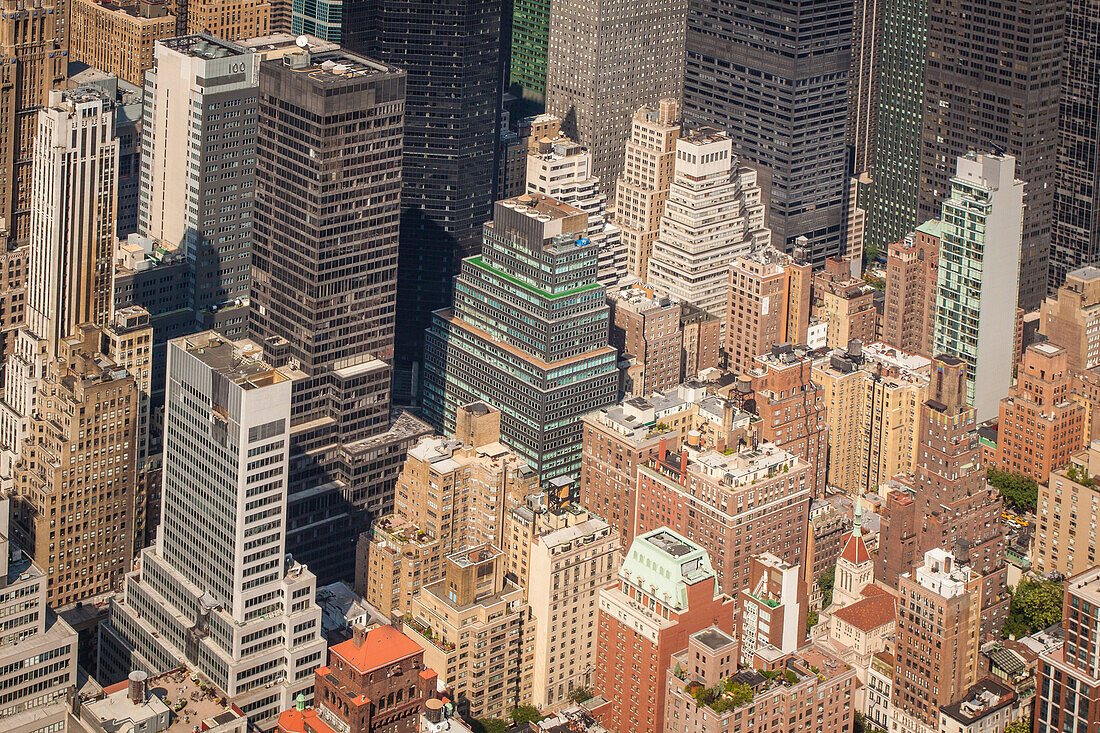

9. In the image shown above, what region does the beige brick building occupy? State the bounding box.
[883,221,940,357]
[1041,265,1100,373]
[812,257,878,351]
[186,0,269,39]
[615,100,681,280]
[1035,441,1100,577]
[359,402,537,619]
[403,546,533,719]
[609,284,682,397]
[69,0,176,87]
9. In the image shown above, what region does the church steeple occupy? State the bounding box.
[832,495,874,609]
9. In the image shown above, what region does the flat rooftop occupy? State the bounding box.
[645,530,695,558]
[162,34,248,59]
[500,193,585,221]
[693,627,736,652]
[272,48,400,85]
[91,668,243,733]
[178,332,287,389]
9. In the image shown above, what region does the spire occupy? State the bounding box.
[853,494,863,529]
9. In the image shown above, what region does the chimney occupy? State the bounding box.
[679,447,689,485]
[352,623,367,647]
[659,440,668,463]
[128,671,148,704]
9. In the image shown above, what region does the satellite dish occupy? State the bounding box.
[295,35,309,48]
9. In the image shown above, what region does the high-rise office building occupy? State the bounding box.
[932,153,1024,421]
[616,100,681,281]
[140,35,265,341]
[100,333,326,727]
[68,0,176,87]
[1050,0,1100,293]
[423,194,618,484]
[864,0,929,257]
[724,247,812,375]
[510,0,549,101]
[545,0,686,204]
[647,128,771,327]
[249,43,433,582]
[683,0,852,263]
[524,123,625,286]
[290,0,340,41]
[0,0,65,246]
[920,0,1061,310]
[345,0,506,400]
[0,498,79,733]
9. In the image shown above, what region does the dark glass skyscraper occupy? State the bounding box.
[250,44,431,582]
[1050,0,1100,291]
[682,0,852,266]
[346,0,507,401]
[510,0,548,100]
[918,0,1062,310]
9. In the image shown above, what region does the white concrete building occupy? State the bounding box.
[647,128,771,326]
[0,498,79,733]
[100,332,326,727]
[526,133,626,286]
[932,152,1024,420]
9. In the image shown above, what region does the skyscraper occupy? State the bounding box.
[616,100,681,281]
[250,43,431,581]
[920,0,1061,310]
[510,0,549,101]
[345,0,506,400]
[545,0,686,204]
[932,153,1024,421]
[140,35,264,341]
[423,194,618,484]
[647,128,771,328]
[1036,568,1100,733]
[1050,0,1100,292]
[0,0,65,245]
[683,0,852,263]
[101,333,326,727]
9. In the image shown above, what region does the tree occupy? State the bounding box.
[853,711,869,733]
[568,686,594,703]
[471,720,509,733]
[1003,719,1030,733]
[511,706,543,725]
[806,610,819,636]
[986,468,1038,513]
[1003,578,1064,638]
[818,567,836,608]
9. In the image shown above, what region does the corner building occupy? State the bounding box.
[423,194,618,484]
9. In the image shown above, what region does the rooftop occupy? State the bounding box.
[178,332,288,389]
[269,46,400,85]
[89,668,243,733]
[833,592,895,632]
[331,625,422,675]
[161,34,247,59]
[940,679,1016,724]
[693,627,736,652]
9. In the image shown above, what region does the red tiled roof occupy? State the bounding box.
[834,594,896,632]
[838,528,871,565]
[860,585,890,599]
[331,625,423,674]
[277,708,338,733]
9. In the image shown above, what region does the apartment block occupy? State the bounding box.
[616,100,681,281]
[423,194,618,484]
[69,0,176,87]
[12,326,139,607]
[932,153,1025,421]
[737,553,807,665]
[186,0,269,38]
[360,403,538,619]
[892,549,983,732]
[812,258,877,350]
[665,640,857,733]
[994,343,1086,483]
[1035,441,1100,577]
[647,128,771,329]
[609,284,682,397]
[1041,265,1100,373]
[724,246,813,376]
[277,624,436,733]
[0,498,78,733]
[592,529,735,733]
[402,546,533,720]
[527,516,619,710]
[1036,567,1100,733]
[679,303,721,380]
[635,443,812,594]
[737,345,828,495]
[883,221,941,357]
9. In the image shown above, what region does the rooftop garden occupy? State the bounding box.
[403,616,456,652]
[677,664,813,714]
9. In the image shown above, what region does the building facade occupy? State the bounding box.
[883,221,941,357]
[1041,266,1100,373]
[609,285,682,397]
[1035,442,1100,577]
[1036,567,1100,733]
[423,194,618,484]
[68,0,175,86]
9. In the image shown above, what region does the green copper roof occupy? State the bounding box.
[620,528,717,611]
[915,219,943,237]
